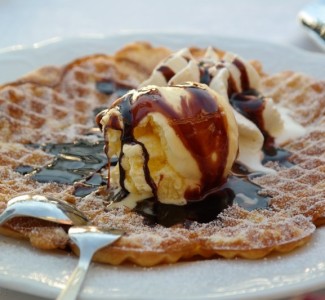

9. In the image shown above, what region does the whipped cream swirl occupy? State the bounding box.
[140,47,293,173]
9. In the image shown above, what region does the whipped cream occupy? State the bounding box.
[141,47,304,173]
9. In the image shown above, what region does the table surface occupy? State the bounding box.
[0,0,324,299]
[0,0,323,52]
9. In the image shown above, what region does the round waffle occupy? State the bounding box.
[0,42,324,266]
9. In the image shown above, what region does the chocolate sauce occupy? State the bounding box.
[230,89,265,132]
[262,145,294,168]
[157,66,175,82]
[227,74,238,97]
[201,58,251,98]
[135,174,268,227]
[116,94,157,198]
[96,79,134,98]
[222,175,269,210]
[74,173,107,197]
[93,106,109,117]
[14,165,34,175]
[233,58,250,91]
[135,193,232,227]
[15,141,108,195]
[199,62,213,85]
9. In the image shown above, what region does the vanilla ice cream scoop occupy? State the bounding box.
[97,83,238,207]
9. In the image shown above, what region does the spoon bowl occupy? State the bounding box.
[0,194,88,226]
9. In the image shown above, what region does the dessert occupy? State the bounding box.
[96,83,238,207]
[0,42,324,266]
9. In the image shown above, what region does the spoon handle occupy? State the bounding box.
[56,252,93,300]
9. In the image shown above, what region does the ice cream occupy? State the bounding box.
[141,48,286,173]
[96,83,238,207]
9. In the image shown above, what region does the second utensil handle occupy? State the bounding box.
[56,257,91,300]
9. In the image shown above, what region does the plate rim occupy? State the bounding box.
[0,32,325,84]
[0,32,325,300]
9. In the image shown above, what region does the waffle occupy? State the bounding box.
[0,43,170,144]
[0,42,324,267]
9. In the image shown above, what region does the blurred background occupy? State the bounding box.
[0,0,323,52]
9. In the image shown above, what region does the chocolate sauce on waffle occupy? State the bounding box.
[96,79,134,98]
[74,173,107,197]
[136,194,231,227]
[15,165,35,175]
[15,139,270,226]
[135,173,268,226]
[15,141,108,193]
[262,135,294,168]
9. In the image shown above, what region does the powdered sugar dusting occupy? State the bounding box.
[76,192,315,259]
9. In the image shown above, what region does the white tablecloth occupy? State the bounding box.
[0,1,324,299]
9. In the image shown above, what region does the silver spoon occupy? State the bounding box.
[0,194,88,226]
[0,195,124,300]
[299,0,325,51]
[57,225,124,300]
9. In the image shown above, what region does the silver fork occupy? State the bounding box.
[57,225,124,300]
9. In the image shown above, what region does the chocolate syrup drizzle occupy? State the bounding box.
[230,89,293,164]
[117,94,157,197]
[230,89,265,134]
[157,66,175,83]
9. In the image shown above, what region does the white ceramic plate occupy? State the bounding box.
[1,34,325,300]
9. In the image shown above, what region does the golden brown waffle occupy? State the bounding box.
[0,42,324,266]
[74,202,314,266]
[255,72,325,226]
[0,42,170,144]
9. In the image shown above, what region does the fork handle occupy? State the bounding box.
[56,257,91,300]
